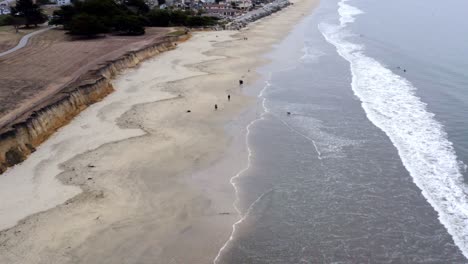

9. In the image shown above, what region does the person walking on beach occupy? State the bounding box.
[215,104,218,110]
[228,95,231,101]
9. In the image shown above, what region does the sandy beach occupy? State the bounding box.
[0,0,318,263]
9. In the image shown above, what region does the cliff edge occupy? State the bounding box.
[0,33,190,174]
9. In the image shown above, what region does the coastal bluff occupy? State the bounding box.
[0,32,190,174]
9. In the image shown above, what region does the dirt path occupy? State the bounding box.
[0,26,53,57]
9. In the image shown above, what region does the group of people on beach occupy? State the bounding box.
[214,80,241,110]
[214,94,231,111]
[209,78,292,116]
[187,79,243,113]
[186,77,294,116]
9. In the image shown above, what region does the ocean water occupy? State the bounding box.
[215,0,468,263]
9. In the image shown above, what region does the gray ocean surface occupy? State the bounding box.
[216,0,468,263]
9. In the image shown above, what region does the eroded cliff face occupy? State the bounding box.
[0,34,190,174]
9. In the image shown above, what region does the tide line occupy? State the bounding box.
[213,77,272,263]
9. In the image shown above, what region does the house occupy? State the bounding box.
[144,0,159,8]
[233,0,252,10]
[0,6,10,15]
[0,1,11,14]
[200,0,216,4]
[203,3,241,17]
[204,0,251,13]
[56,0,71,6]
[203,3,230,10]
[166,0,189,9]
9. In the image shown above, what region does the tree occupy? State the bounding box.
[169,10,188,26]
[146,9,171,26]
[12,16,26,33]
[49,0,150,36]
[146,9,218,28]
[186,16,217,27]
[11,0,47,27]
[50,5,76,29]
[196,9,205,16]
[37,0,53,4]
[123,0,150,14]
[78,0,126,21]
[114,15,145,35]
[0,15,14,26]
[69,13,109,36]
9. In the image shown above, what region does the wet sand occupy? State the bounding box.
[0,0,319,263]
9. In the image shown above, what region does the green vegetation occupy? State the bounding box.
[0,15,14,26]
[50,0,146,36]
[146,9,219,27]
[36,0,53,4]
[114,14,146,35]
[69,13,109,35]
[11,0,48,28]
[50,0,219,37]
[124,0,150,14]
[167,29,187,36]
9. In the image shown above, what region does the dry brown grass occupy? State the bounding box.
[0,27,172,126]
[0,26,41,53]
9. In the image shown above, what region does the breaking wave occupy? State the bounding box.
[319,0,468,258]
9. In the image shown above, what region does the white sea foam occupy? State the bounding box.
[338,0,364,27]
[319,0,468,258]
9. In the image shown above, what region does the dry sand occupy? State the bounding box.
[0,0,318,263]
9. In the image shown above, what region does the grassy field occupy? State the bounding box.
[167,29,188,36]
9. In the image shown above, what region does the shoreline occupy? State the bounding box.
[0,0,319,262]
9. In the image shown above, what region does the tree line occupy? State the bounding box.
[50,0,219,36]
[1,0,47,29]
[1,0,219,36]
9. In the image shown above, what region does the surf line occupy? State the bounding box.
[213,79,272,263]
[213,187,275,263]
[319,0,468,259]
